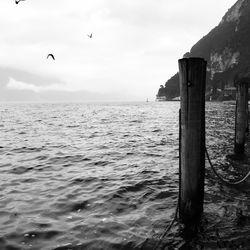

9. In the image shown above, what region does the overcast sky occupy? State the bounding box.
[0,0,237,101]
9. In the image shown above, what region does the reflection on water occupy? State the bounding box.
[0,102,249,249]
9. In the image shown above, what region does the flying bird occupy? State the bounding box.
[15,0,26,4]
[47,54,55,60]
[87,33,93,38]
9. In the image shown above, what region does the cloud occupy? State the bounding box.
[6,78,66,93]
[2,77,140,102]
[0,66,65,88]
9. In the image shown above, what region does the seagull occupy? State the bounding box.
[87,33,93,38]
[15,0,26,4]
[47,54,55,60]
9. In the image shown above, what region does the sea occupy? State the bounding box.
[0,101,249,250]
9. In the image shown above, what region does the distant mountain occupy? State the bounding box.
[0,66,65,102]
[157,0,250,101]
[0,67,136,102]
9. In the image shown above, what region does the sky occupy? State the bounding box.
[0,0,237,102]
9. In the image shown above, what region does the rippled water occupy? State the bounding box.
[0,102,249,250]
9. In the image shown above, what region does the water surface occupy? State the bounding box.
[0,102,249,249]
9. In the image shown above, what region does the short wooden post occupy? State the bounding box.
[179,57,206,225]
[234,82,248,154]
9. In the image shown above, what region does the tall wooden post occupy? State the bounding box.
[247,102,249,133]
[235,81,248,154]
[246,87,249,133]
[179,58,206,225]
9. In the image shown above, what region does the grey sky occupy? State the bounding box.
[0,0,236,101]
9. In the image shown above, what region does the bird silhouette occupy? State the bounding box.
[47,54,55,60]
[15,0,26,4]
[87,33,93,38]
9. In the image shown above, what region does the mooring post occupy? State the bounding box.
[178,57,206,225]
[247,102,249,133]
[234,81,248,154]
[246,86,249,133]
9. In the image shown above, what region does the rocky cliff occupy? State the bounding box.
[157,0,250,100]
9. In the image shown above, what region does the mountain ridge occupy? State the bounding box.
[157,0,250,101]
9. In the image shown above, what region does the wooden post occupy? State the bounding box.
[235,81,248,154]
[247,102,249,133]
[179,58,206,225]
[246,87,249,133]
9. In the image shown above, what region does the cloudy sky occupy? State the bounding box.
[0,0,236,101]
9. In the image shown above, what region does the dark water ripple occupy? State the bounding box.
[0,102,249,249]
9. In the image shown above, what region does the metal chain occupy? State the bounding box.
[153,109,182,250]
[205,147,250,185]
[153,107,249,250]
[153,147,250,250]
[153,199,179,250]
